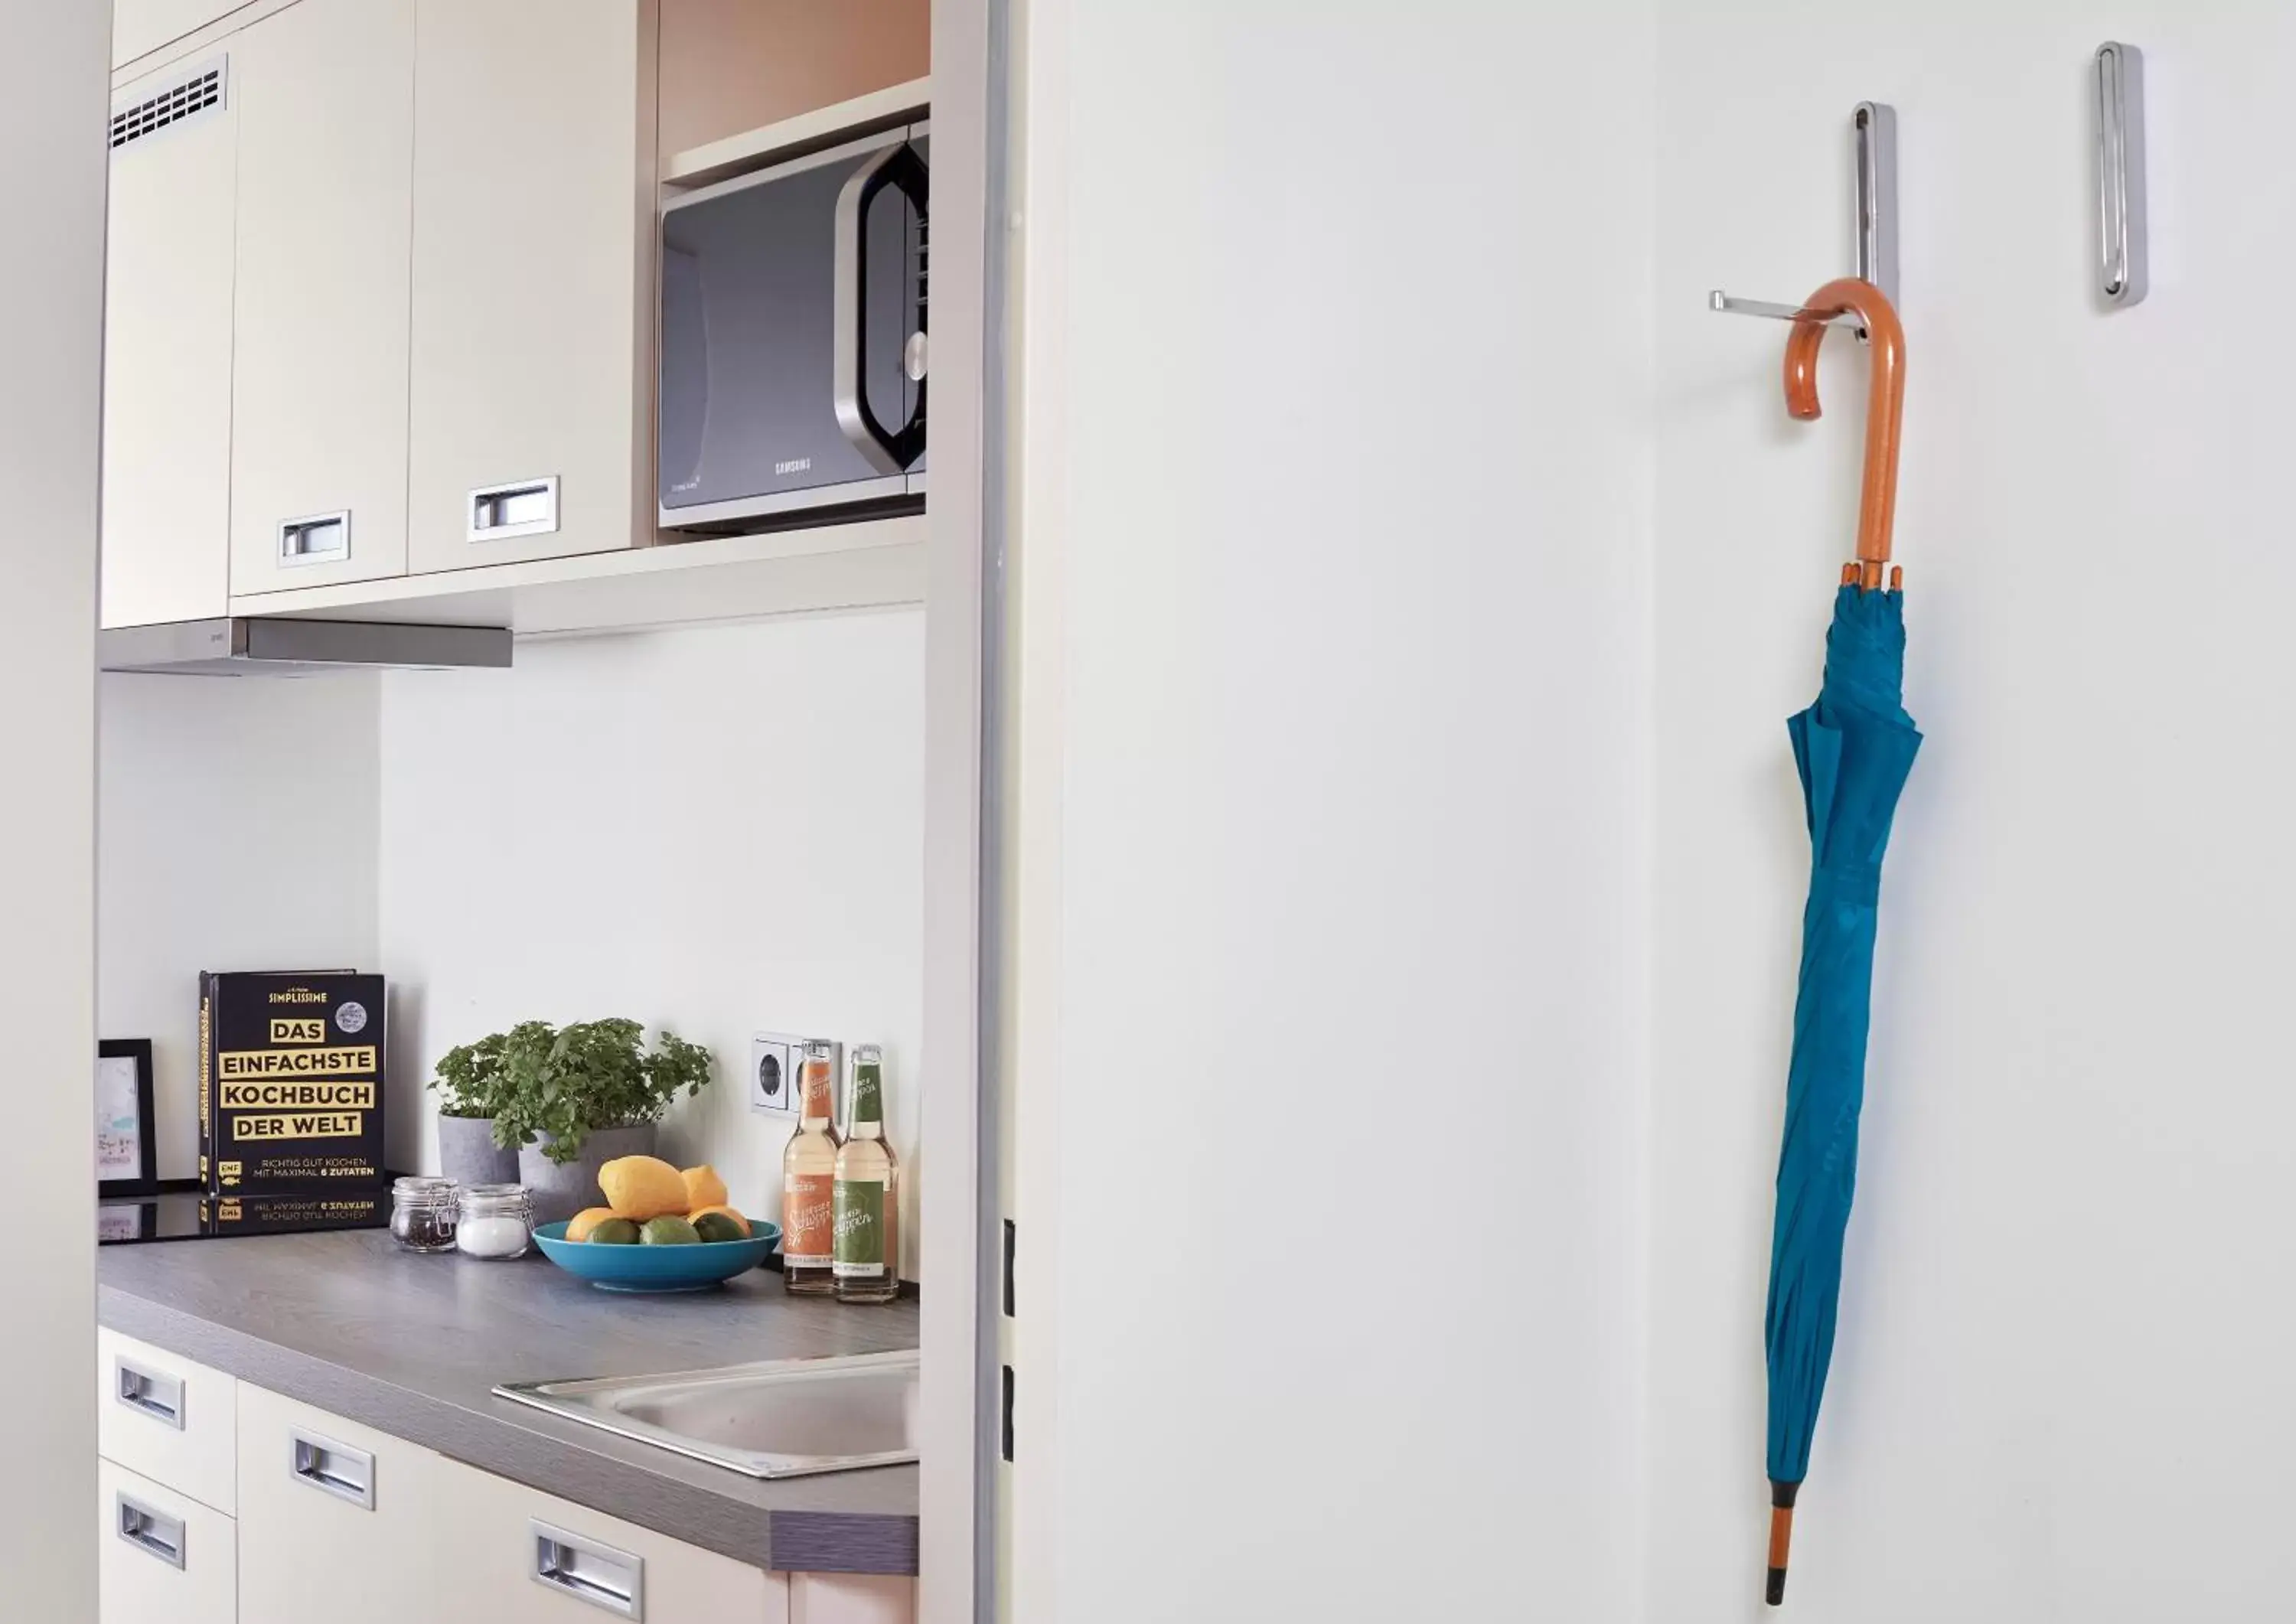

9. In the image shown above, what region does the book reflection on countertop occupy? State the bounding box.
[99,1184,393,1244]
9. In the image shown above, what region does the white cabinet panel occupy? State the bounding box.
[100,52,235,628]
[113,0,248,69]
[407,0,656,576]
[236,1385,437,1624]
[227,0,414,596]
[94,1328,237,1516]
[791,1572,917,1624]
[97,1459,235,1624]
[429,1453,788,1622]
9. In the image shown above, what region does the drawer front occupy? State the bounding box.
[430,1453,786,1622]
[236,1385,439,1623]
[97,1459,236,1624]
[95,1328,237,1515]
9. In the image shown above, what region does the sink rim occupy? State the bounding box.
[493,1347,920,1480]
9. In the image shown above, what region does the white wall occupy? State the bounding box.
[1004,4,1653,1622]
[378,613,927,1276]
[1,0,107,1607]
[1651,5,2296,1619]
[99,673,381,1179]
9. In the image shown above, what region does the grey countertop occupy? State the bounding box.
[98,1228,919,1574]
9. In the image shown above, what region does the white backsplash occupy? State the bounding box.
[377,610,927,1278]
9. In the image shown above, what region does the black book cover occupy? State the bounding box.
[199,970,386,1195]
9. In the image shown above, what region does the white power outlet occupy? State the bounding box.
[749,1032,841,1123]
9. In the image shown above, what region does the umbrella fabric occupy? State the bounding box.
[1766,584,1922,1497]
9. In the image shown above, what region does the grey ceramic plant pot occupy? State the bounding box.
[435,1113,518,1190]
[518,1123,658,1227]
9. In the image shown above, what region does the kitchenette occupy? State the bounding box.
[88,2,957,1620]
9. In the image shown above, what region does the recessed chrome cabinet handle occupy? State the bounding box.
[832,140,929,474]
[116,1492,186,1570]
[2095,41,2148,307]
[532,1521,644,1619]
[289,1427,375,1510]
[115,1357,184,1430]
[468,474,560,543]
[279,509,351,566]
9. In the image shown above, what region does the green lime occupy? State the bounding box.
[639,1215,701,1246]
[692,1211,748,1244]
[589,1218,641,1245]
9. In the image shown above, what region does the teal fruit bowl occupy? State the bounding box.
[531,1218,782,1293]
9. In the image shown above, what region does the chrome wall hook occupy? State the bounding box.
[1711,101,1898,341]
[2095,42,2148,307]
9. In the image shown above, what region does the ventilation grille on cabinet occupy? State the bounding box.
[109,58,226,151]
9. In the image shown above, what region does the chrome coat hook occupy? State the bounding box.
[2095,42,2148,307]
[1711,102,1898,342]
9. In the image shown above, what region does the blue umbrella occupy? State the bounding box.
[1764,582,1920,1603]
[1759,278,1916,1606]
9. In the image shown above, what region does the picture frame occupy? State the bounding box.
[97,1038,158,1198]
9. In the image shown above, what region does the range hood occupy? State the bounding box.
[99,618,512,677]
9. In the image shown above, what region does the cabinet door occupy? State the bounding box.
[100,52,235,629]
[429,1453,787,1622]
[236,1385,437,1624]
[406,0,656,576]
[227,0,414,596]
[791,1573,917,1624]
[113,0,246,69]
[98,1459,235,1624]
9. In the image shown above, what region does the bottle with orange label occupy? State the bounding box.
[780,1039,842,1294]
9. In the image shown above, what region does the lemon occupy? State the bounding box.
[598,1156,688,1221]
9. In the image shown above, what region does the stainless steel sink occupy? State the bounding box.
[494,1349,918,1479]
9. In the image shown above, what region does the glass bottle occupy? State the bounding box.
[781,1040,842,1294]
[833,1045,899,1303]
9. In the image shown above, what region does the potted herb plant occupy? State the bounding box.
[427,1020,550,1189]
[480,1018,716,1225]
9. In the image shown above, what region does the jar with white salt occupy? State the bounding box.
[455,1183,534,1260]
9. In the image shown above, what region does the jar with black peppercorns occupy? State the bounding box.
[390,1176,458,1253]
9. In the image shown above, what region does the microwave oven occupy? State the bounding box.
[657,126,928,533]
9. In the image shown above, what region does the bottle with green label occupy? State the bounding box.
[832,1045,899,1303]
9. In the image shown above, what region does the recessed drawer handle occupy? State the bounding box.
[469,474,560,543]
[289,1427,375,1510]
[532,1519,644,1619]
[115,1357,184,1430]
[279,509,351,566]
[116,1492,186,1570]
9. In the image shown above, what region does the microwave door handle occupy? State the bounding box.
[833,141,930,474]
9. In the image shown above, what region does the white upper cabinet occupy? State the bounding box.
[113,0,248,70]
[406,0,658,576]
[101,52,236,629]
[227,0,414,597]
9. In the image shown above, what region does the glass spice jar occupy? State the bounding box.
[390,1176,459,1253]
[455,1184,535,1260]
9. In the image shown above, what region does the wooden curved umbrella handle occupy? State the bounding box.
[1783,278,1905,590]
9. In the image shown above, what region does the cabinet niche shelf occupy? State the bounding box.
[225,514,926,641]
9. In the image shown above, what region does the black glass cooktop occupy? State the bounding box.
[99,1185,393,1244]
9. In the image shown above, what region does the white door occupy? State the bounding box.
[0,1,106,1611]
[227,0,415,596]
[101,51,236,628]
[236,1386,437,1623]
[406,0,657,576]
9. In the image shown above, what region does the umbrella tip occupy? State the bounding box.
[1766,1479,1800,1607]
